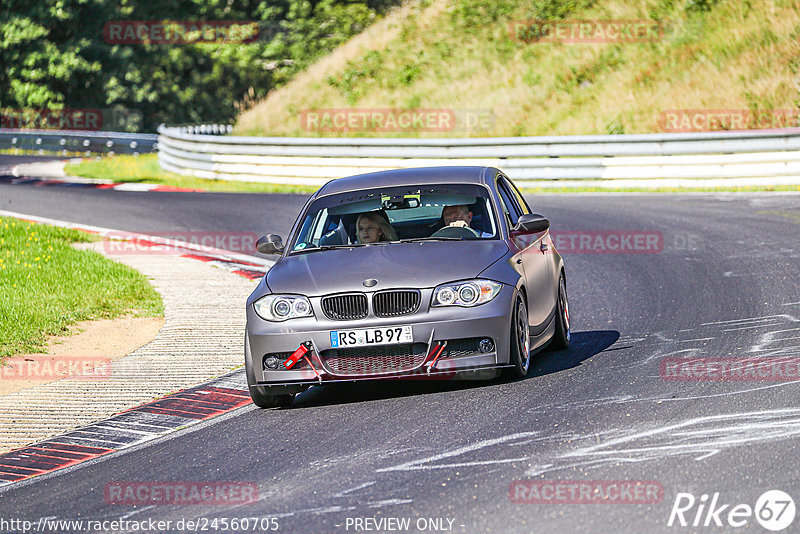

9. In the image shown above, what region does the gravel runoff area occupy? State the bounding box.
[0,242,260,453]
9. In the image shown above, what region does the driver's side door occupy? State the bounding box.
[496,174,555,330]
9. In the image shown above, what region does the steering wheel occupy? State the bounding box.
[430,226,480,239]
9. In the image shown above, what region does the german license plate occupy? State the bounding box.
[330,326,413,348]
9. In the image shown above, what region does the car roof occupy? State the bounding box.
[315,166,501,197]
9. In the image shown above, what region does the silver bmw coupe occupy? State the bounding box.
[245,166,569,407]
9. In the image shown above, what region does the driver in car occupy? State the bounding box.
[442,205,492,237]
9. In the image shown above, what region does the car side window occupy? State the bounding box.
[496,177,522,226]
[506,178,531,215]
[495,194,513,230]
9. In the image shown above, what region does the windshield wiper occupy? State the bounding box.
[289,243,364,255]
[290,237,462,254]
[317,244,364,250]
[398,237,463,243]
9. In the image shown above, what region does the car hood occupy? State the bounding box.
[266,241,509,296]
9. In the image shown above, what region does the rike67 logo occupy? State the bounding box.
[668,490,795,531]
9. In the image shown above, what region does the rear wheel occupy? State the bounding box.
[550,273,570,350]
[249,387,295,408]
[506,292,531,378]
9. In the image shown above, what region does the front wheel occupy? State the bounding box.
[549,273,570,350]
[249,387,294,408]
[506,292,531,378]
[245,331,295,408]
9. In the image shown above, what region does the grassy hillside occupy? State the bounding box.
[235,0,800,137]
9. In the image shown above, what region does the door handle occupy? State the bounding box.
[540,242,549,253]
[516,258,523,264]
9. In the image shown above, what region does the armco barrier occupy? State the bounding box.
[0,129,157,155]
[6,125,799,185]
[156,125,800,186]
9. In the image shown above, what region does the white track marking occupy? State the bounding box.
[722,324,785,332]
[365,498,414,507]
[522,408,800,476]
[750,327,800,352]
[334,481,376,498]
[659,381,800,400]
[376,432,537,473]
[119,506,156,520]
[700,314,799,326]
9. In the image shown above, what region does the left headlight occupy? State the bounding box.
[253,295,314,322]
[432,279,502,307]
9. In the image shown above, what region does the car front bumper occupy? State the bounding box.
[245,285,516,390]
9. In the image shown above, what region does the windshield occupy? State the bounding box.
[290,184,498,253]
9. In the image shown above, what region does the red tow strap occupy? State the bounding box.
[426,341,447,372]
[284,342,311,369]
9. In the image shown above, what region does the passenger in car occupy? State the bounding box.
[356,211,399,243]
[441,205,492,237]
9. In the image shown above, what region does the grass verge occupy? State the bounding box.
[64,155,321,194]
[0,217,164,360]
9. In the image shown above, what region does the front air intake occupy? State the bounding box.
[373,290,421,317]
[321,293,368,320]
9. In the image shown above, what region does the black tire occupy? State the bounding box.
[550,273,570,350]
[245,331,295,408]
[506,292,531,378]
[249,387,295,408]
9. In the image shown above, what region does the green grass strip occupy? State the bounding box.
[0,217,163,360]
[65,155,320,194]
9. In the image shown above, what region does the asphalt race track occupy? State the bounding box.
[2,155,800,532]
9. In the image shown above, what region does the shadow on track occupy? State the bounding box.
[528,329,620,378]
[285,330,619,409]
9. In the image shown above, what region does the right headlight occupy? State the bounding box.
[432,279,502,307]
[253,295,314,322]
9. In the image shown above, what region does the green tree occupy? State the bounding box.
[0,0,396,131]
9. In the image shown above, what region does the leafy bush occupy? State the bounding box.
[0,0,397,131]
[328,50,386,104]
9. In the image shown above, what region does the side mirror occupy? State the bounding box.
[514,213,550,233]
[256,234,284,255]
